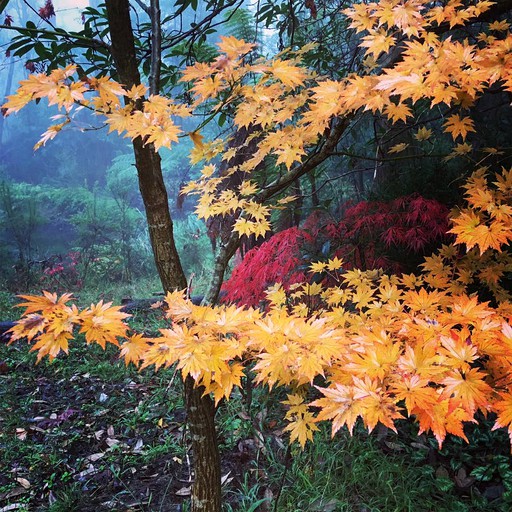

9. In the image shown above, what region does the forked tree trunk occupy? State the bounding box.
[104,2,221,510]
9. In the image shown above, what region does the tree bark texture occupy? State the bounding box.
[185,376,222,512]
[104,3,221,511]
[105,0,186,293]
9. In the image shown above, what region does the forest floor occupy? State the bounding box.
[1,317,512,511]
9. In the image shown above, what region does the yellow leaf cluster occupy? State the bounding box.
[450,168,512,254]
[10,292,129,362]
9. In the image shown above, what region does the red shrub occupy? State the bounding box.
[223,195,450,306]
[222,227,312,307]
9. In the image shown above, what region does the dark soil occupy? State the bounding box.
[0,342,274,511]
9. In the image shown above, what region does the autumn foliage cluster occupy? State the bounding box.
[223,194,450,307]
[4,0,512,449]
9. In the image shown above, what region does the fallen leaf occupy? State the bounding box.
[176,486,191,496]
[0,504,26,511]
[15,428,27,441]
[133,439,144,452]
[105,437,120,448]
[86,452,105,462]
[15,478,30,489]
[76,464,99,480]
[0,487,28,501]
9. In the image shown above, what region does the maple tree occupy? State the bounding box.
[3,0,512,510]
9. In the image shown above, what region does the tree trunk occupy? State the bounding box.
[105,0,186,293]
[185,376,222,512]
[104,2,221,510]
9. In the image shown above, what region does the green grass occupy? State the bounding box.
[274,430,448,512]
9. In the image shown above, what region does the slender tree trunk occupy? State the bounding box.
[104,2,221,510]
[185,377,222,512]
[105,0,186,293]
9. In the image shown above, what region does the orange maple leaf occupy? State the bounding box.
[16,291,74,316]
[443,114,476,141]
[415,397,474,448]
[492,390,512,444]
[79,301,130,348]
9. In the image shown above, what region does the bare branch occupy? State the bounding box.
[149,0,161,95]
[132,0,150,15]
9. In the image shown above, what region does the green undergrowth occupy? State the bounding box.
[1,331,512,511]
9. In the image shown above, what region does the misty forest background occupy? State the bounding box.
[0,0,260,302]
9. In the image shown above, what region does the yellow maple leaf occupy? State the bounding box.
[360,29,396,57]
[439,329,478,372]
[239,181,258,196]
[205,362,245,405]
[405,288,446,314]
[309,261,327,273]
[326,257,344,271]
[125,84,148,100]
[89,76,126,107]
[191,75,226,102]
[268,59,307,88]
[375,72,425,102]
[30,331,73,362]
[441,368,492,414]
[216,35,255,60]
[233,218,270,238]
[16,291,75,316]
[265,284,287,308]
[8,314,47,342]
[414,126,433,141]
[313,383,365,435]
[283,409,319,448]
[145,122,181,151]
[359,390,403,433]
[140,335,179,371]
[489,20,510,31]
[34,121,69,150]
[79,301,130,348]
[385,102,413,123]
[105,106,135,136]
[389,142,409,154]
[2,90,35,114]
[391,375,439,415]
[450,211,512,254]
[443,114,476,141]
[119,333,151,367]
